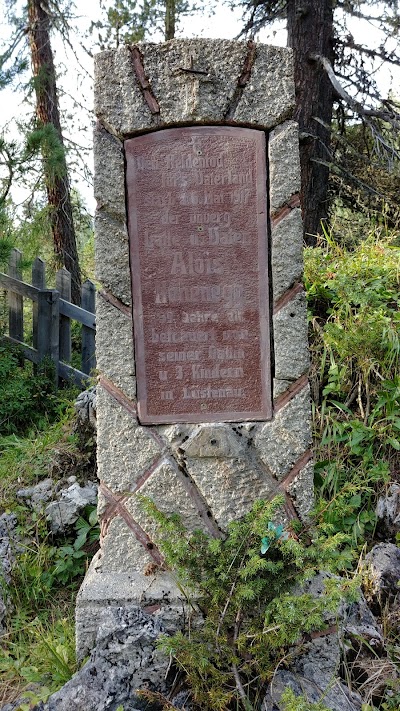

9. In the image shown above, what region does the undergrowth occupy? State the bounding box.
[139,496,357,711]
[0,224,399,710]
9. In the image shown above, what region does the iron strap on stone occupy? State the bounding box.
[100,482,164,565]
[98,289,132,318]
[130,46,160,117]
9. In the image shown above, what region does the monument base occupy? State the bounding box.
[76,552,190,661]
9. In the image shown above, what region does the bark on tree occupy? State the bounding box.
[165,0,176,39]
[287,0,335,246]
[28,0,81,304]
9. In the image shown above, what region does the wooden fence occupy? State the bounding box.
[0,248,96,387]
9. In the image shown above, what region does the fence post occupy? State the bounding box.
[56,267,72,363]
[37,290,60,385]
[32,257,46,351]
[81,280,96,375]
[8,248,23,342]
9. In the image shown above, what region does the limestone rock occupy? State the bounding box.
[376,484,400,537]
[363,542,400,602]
[16,478,54,511]
[45,481,98,534]
[8,607,167,711]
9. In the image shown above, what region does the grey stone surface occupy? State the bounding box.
[268,120,301,212]
[94,41,295,135]
[95,515,153,574]
[141,39,249,124]
[17,478,54,510]
[273,290,310,380]
[94,125,126,222]
[76,559,187,659]
[94,47,152,137]
[97,386,160,493]
[37,607,168,711]
[75,386,97,426]
[45,481,98,534]
[96,295,136,399]
[0,513,18,633]
[271,208,304,303]
[184,454,275,530]
[234,44,295,127]
[254,386,312,480]
[262,666,362,711]
[273,378,294,399]
[363,542,400,601]
[376,483,400,536]
[181,424,243,458]
[125,457,209,536]
[95,211,132,306]
[287,460,314,519]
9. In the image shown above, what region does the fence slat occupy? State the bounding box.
[59,299,96,329]
[37,290,60,384]
[56,267,72,363]
[32,258,46,350]
[0,273,40,300]
[81,280,96,375]
[8,249,23,341]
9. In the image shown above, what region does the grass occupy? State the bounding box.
[0,220,399,709]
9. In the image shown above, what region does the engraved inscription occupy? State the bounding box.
[126,127,271,424]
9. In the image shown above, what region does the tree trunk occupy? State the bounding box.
[165,0,176,40]
[287,0,335,246]
[28,0,81,304]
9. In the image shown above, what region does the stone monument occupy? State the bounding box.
[76,38,313,658]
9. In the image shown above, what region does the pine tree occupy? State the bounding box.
[237,0,400,244]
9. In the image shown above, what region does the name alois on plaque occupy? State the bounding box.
[125,127,271,424]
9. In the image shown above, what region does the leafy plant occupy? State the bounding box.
[141,496,357,711]
[51,506,99,585]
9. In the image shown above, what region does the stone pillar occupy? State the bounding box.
[76,39,313,659]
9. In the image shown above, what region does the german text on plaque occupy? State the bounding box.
[125,127,271,424]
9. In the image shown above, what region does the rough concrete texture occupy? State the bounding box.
[96,295,136,400]
[93,125,125,222]
[94,40,295,135]
[271,208,304,303]
[273,290,310,381]
[287,460,314,520]
[184,453,276,530]
[234,44,295,127]
[125,457,211,537]
[141,39,250,124]
[95,516,153,574]
[181,423,244,458]
[96,386,160,493]
[76,558,187,659]
[254,386,312,480]
[268,121,301,212]
[273,378,294,399]
[94,47,152,138]
[95,211,132,306]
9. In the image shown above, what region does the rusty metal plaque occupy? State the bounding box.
[125,127,271,424]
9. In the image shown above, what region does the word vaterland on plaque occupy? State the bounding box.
[125,126,272,424]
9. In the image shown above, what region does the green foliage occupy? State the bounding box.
[305,230,400,550]
[281,689,330,711]
[0,343,64,435]
[51,507,99,584]
[142,496,357,710]
[91,0,201,47]
[26,123,67,185]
